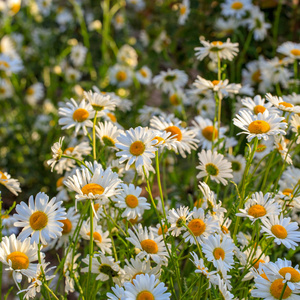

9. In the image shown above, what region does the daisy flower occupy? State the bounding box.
[196,149,233,185]
[80,221,112,254]
[108,64,133,87]
[95,121,122,148]
[227,154,246,183]
[254,138,274,160]
[63,249,81,294]
[150,115,199,158]
[274,135,293,165]
[65,67,81,82]
[107,285,125,300]
[14,192,66,244]
[242,59,265,93]
[241,95,278,115]
[113,13,125,30]
[194,38,239,62]
[82,252,121,283]
[212,274,234,300]
[236,192,281,223]
[290,114,300,144]
[84,90,116,112]
[113,183,150,220]
[56,207,79,249]
[261,215,300,250]
[25,82,44,106]
[64,164,121,207]
[58,98,95,135]
[135,66,152,85]
[0,78,13,100]
[178,0,190,25]
[70,43,87,67]
[233,110,287,142]
[0,53,23,75]
[266,93,300,113]
[124,257,161,282]
[0,234,40,284]
[167,206,193,237]
[47,137,64,172]
[117,44,138,68]
[127,224,170,264]
[123,274,171,300]
[1,211,18,236]
[0,170,21,196]
[115,126,158,177]
[183,207,219,245]
[277,42,300,61]
[152,69,188,93]
[192,116,226,149]
[221,0,252,19]
[202,234,235,272]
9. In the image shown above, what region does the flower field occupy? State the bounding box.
[1,0,300,299]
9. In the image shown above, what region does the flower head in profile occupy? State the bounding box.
[0,170,21,196]
[277,42,300,61]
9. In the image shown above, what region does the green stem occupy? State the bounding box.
[88,202,94,300]
[279,281,288,300]
[272,0,283,56]
[0,193,2,299]
[93,112,98,160]
[43,283,59,300]
[155,152,166,219]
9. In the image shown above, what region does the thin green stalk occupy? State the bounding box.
[88,202,94,300]
[43,283,59,300]
[92,112,98,160]
[183,224,204,259]
[155,152,166,219]
[279,281,288,300]
[61,155,92,174]
[237,30,253,81]
[272,0,283,56]
[260,151,276,191]
[0,192,2,299]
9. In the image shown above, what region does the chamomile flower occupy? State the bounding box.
[0,53,23,75]
[65,67,81,82]
[113,13,125,30]
[124,257,161,282]
[261,215,300,250]
[227,154,246,183]
[113,183,150,220]
[135,66,152,85]
[192,116,226,149]
[153,69,188,93]
[266,93,300,113]
[107,285,125,300]
[25,82,44,106]
[190,252,217,282]
[236,192,281,223]
[254,138,274,160]
[277,42,300,61]
[241,95,278,115]
[194,38,239,62]
[178,0,190,25]
[0,170,21,196]
[127,224,170,264]
[109,64,133,87]
[82,252,121,283]
[56,207,79,249]
[213,274,234,300]
[96,121,122,148]
[115,126,158,177]
[58,98,95,135]
[197,149,233,185]
[123,274,171,300]
[274,135,292,165]
[14,192,66,245]
[290,114,300,144]
[84,90,116,112]
[117,44,138,68]
[167,206,193,237]
[0,234,40,284]
[0,78,13,100]
[80,221,112,254]
[63,249,81,294]
[64,164,121,206]
[150,115,199,158]
[183,207,219,244]
[221,0,252,19]
[47,137,64,172]
[233,110,287,142]
[70,43,87,67]
[202,234,235,271]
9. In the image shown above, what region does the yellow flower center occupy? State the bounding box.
[140,239,158,254]
[0,61,10,68]
[107,112,117,123]
[221,226,229,234]
[165,126,182,141]
[256,144,267,152]
[1,215,9,219]
[152,136,165,146]
[81,183,104,196]
[180,6,186,15]
[271,225,288,239]
[136,291,154,300]
[125,194,139,208]
[188,219,206,236]
[194,198,204,208]
[7,252,29,270]
[29,211,48,230]
[139,69,148,78]
[248,120,270,134]
[158,225,168,235]
[116,71,127,82]
[231,2,243,10]
[253,105,266,115]
[212,80,220,86]
[279,101,293,108]
[213,247,225,260]
[270,278,292,299]
[169,94,180,106]
[211,41,223,46]
[202,126,218,141]
[73,108,89,122]
[248,204,266,218]
[61,219,72,234]
[87,231,102,243]
[128,216,139,225]
[0,171,7,180]
[282,188,293,197]
[63,147,74,154]
[56,177,64,188]
[253,258,265,270]
[251,70,261,83]
[26,88,34,95]
[290,49,300,56]
[94,203,100,212]
[129,141,145,156]
[205,163,219,176]
[11,3,21,14]
[279,267,300,282]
